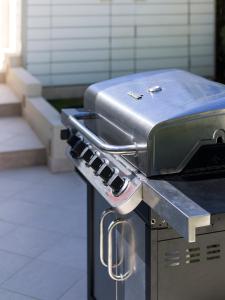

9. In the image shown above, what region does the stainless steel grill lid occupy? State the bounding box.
[84,69,225,176]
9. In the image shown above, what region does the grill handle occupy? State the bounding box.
[108,219,135,282]
[100,209,124,269]
[66,111,147,155]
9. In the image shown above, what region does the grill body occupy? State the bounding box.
[61,69,225,300]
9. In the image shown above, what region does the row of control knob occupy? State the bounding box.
[61,130,127,195]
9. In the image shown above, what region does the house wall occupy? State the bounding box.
[23,0,215,87]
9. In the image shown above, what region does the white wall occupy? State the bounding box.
[23,0,215,87]
[0,0,21,70]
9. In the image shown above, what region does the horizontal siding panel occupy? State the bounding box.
[51,72,109,85]
[52,28,110,39]
[52,5,109,16]
[111,38,134,49]
[24,0,215,86]
[191,66,214,77]
[51,39,109,50]
[191,14,215,25]
[137,25,188,37]
[27,5,50,16]
[51,61,110,74]
[191,45,214,56]
[111,60,134,72]
[111,71,133,78]
[27,29,50,40]
[136,36,188,48]
[51,0,101,4]
[35,75,51,85]
[27,17,50,28]
[111,27,134,37]
[112,49,134,60]
[191,35,214,46]
[52,50,109,62]
[27,63,50,75]
[136,4,188,15]
[52,16,109,27]
[28,0,50,4]
[190,24,214,35]
[27,52,50,63]
[136,57,188,71]
[136,15,188,26]
[136,47,188,59]
[27,41,51,51]
[133,0,187,2]
[191,3,215,14]
[191,56,214,67]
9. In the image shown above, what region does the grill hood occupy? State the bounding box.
[84,69,225,177]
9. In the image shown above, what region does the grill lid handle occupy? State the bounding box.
[62,109,147,155]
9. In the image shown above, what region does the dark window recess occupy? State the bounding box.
[100,166,114,182]
[91,157,103,172]
[83,149,94,163]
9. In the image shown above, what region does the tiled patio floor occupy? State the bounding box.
[0,167,87,300]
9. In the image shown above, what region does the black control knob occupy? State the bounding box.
[110,176,125,195]
[67,135,81,147]
[60,129,71,140]
[70,141,87,158]
[99,166,114,182]
[91,157,103,172]
[83,149,94,163]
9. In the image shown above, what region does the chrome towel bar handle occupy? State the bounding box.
[66,111,147,155]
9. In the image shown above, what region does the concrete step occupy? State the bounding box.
[0,117,46,170]
[0,84,21,117]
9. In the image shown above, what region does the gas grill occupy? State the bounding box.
[61,69,225,300]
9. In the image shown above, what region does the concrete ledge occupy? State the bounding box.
[23,96,73,173]
[6,54,22,69]
[6,67,42,100]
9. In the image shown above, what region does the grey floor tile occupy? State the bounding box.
[0,178,31,201]
[0,227,63,258]
[26,205,86,237]
[13,179,86,210]
[0,289,38,300]
[0,200,46,226]
[38,236,86,270]
[60,277,87,300]
[3,260,82,300]
[0,250,31,284]
[0,221,17,237]
[0,167,51,185]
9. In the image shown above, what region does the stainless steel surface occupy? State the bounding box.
[66,146,143,215]
[84,69,225,176]
[142,178,211,242]
[62,110,147,155]
[60,70,225,244]
[108,219,135,282]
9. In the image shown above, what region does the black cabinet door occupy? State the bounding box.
[88,185,117,300]
[88,185,150,300]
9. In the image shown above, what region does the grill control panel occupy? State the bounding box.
[61,130,129,196]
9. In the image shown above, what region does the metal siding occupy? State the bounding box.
[24,0,215,86]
